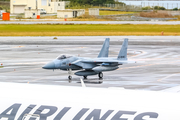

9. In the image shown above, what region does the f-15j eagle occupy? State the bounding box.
[43,38,135,80]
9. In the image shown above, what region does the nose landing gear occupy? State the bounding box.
[68,76,72,83]
[68,69,72,82]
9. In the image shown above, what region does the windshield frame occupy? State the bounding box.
[56,55,72,60]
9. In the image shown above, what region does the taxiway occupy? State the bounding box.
[0,36,180,91]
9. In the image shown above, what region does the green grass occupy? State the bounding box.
[99,11,135,15]
[0,24,179,36]
[0,66,3,68]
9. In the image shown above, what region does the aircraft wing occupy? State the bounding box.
[72,59,116,69]
[81,59,119,63]
[72,59,135,69]
[72,59,118,66]
[81,59,135,64]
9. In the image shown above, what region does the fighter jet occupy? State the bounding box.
[43,38,134,80]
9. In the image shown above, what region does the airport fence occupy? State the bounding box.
[66,4,142,12]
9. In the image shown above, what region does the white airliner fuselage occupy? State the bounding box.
[0,82,180,120]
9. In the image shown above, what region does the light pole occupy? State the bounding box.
[36,0,38,10]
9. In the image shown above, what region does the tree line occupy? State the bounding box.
[64,0,116,6]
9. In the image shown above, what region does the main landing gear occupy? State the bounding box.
[83,72,103,80]
[67,70,103,83]
[98,72,103,83]
[83,76,87,79]
[98,72,103,79]
[68,75,72,80]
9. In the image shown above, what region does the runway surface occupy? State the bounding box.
[0,36,180,91]
[1,21,180,25]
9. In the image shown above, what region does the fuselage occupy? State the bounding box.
[42,56,127,71]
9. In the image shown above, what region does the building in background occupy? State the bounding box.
[24,9,40,18]
[10,0,66,14]
[89,8,99,16]
[57,9,85,18]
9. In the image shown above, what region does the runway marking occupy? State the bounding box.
[139,53,160,59]
[29,77,47,82]
[130,50,147,58]
[157,72,180,82]
[118,63,157,70]
[118,59,180,70]
[64,47,87,50]
[130,51,180,61]
[0,68,41,74]
[12,46,25,48]
[14,62,47,65]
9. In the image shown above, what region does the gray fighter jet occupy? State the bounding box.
[43,38,134,80]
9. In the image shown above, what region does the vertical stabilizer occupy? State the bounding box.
[98,38,110,58]
[117,38,128,60]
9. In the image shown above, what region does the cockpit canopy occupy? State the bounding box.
[57,55,72,60]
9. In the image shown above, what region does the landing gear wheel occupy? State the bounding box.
[68,76,72,80]
[98,72,103,78]
[83,76,87,79]
[99,80,103,84]
[68,69,72,81]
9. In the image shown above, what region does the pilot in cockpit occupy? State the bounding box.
[57,55,71,60]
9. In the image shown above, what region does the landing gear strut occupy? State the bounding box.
[68,69,72,81]
[83,76,87,79]
[68,76,72,83]
[98,72,103,79]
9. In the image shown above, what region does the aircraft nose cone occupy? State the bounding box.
[42,62,55,69]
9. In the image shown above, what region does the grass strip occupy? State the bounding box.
[0,66,3,68]
[0,24,179,36]
[99,11,135,15]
